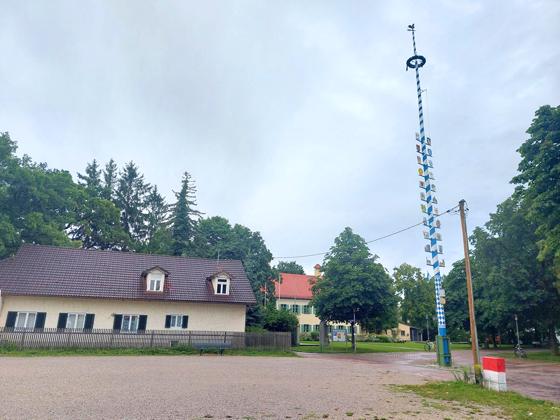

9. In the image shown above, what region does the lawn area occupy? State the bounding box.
[0,345,296,357]
[489,350,560,364]
[398,381,560,420]
[293,340,472,353]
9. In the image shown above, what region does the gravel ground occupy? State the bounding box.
[0,355,501,419]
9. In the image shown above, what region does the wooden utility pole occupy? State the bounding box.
[459,199,482,383]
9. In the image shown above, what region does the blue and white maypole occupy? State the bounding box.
[407,24,451,366]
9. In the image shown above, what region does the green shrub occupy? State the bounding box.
[245,325,267,333]
[263,307,299,332]
[300,332,312,341]
[309,331,319,341]
[374,334,392,343]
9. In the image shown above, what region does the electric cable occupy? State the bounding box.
[273,204,460,260]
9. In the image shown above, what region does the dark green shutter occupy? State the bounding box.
[165,315,171,328]
[5,311,17,328]
[182,315,189,329]
[113,314,122,330]
[35,312,46,329]
[57,313,68,329]
[138,315,147,331]
[84,314,95,330]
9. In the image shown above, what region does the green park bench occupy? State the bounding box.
[192,342,232,355]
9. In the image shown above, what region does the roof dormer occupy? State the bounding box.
[208,271,231,295]
[142,266,169,292]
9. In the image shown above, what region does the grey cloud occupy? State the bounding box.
[0,0,558,274]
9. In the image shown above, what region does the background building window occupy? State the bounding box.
[292,304,299,314]
[302,305,311,314]
[313,325,320,332]
[280,304,288,311]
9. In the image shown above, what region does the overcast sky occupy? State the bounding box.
[1,1,559,274]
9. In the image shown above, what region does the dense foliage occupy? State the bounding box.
[274,260,305,275]
[393,263,436,336]
[263,306,299,332]
[443,106,560,353]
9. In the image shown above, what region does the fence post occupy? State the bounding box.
[20,330,26,349]
[224,331,227,343]
[150,330,154,348]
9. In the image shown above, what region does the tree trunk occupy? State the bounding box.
[549,324,559,355]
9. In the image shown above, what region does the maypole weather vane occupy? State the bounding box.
[407,23,452,367]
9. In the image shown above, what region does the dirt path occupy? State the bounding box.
[0,355,500,419]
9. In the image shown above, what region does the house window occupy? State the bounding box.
[216,277,229,295]
[292,304,299,314]
[15,312,37,330]
[400,330,405,336]
[166,314,187,329]
[302,305,311,314]
[302,324,310,332]
[147,272,164,292]
[66,313,86,329]
[280,304,288,311]
[121,315,139,332]
[313,325,320,332]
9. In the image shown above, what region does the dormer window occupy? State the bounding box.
[143,267,168,292]
[209,272,231,295]
[216,277,229,295]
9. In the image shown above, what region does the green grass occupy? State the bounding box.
[293,341,471,353]
[489,350,560,364]
[398,381,560,420]
[0,345,296,357]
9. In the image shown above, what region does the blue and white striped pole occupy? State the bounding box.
[407,24,451,366]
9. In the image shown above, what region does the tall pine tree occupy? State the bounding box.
[170,172,201,256]
[102,159,118,201]
[115,161,150,247]
[77,159,103,197]
[145,186,170,245]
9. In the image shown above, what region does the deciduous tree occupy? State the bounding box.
[312,227,397,349]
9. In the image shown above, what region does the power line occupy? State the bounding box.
[273,204,459,260]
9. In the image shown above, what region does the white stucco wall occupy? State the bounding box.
[0,295,247,332]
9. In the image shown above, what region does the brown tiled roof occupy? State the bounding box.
[0,244,256,305]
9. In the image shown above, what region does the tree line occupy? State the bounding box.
[1,105,558,346]
[0,133,276,325]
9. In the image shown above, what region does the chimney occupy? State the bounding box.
[313,264,321,278]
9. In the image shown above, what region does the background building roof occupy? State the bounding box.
[0,244,256,305]
[274,273,316,300]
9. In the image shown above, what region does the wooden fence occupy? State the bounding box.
[0,328,291,350]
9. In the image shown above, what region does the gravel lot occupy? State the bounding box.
[0,354,501,419]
